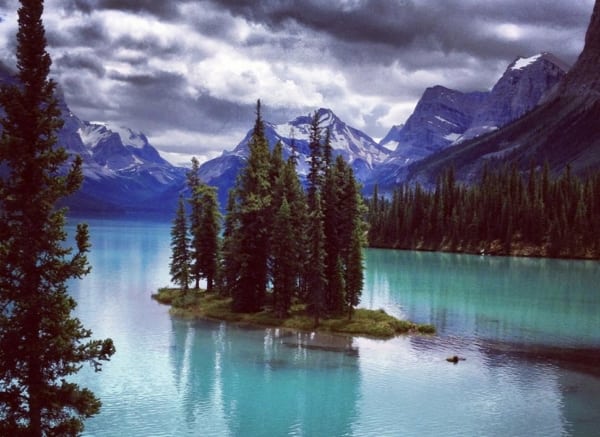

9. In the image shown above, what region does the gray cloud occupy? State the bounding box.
[0,0,595,162]
[55,52,106,77]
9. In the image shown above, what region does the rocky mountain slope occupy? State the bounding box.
[402,0,600,188]
[371,53,569,190]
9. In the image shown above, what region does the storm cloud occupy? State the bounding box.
[0,0,594,164]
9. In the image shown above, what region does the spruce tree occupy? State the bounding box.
[197,185,220,291]
[281,153,308,300]
[271,198,295,317]
[307,192,327,326]
[0,1,115,434]
[187,157,221,292]
[345,228,364,320]
[170,197,191,292]
[220,190,241,295]
[307,111,323,208]
[230,100,271,312]
[323,136,345,314]
[187,157,203,289]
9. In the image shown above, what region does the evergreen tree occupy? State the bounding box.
[345,228,364,320]
[197,185,221,291]
[187,157,203,289]
[170,197,191,292]
[306,192,327,326]
[230,100,271,312]
[186,157,221,292]
[307,111,323,208]
[281,152,308,300]
[220,190,240,296]
[0,1,115,434]
[366,164,600,258]
[271,198,295,317]
[322,140,344,314]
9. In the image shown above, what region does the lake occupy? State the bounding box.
[68,218,600,436]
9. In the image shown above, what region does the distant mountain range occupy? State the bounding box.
[2,0,599,214]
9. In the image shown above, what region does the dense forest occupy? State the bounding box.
[367,163,600,259]
[171,101,366,323]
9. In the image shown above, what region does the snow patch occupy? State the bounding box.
[434,116,458,127]
[443,133,462,142]
[511,54,542,71]
[382,140,400,152]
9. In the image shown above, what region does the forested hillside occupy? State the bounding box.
[367,165,600,259]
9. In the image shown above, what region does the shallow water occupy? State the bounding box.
[68,218,600,436]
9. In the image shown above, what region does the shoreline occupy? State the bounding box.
[368,242,600,261]
[151,288,435,340]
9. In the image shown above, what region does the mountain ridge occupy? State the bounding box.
[401,1,600,188]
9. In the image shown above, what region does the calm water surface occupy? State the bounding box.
[68,218,600,436]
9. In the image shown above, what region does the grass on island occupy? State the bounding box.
[152,288,435,339]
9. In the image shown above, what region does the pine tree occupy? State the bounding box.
[220,190,240,296]
[306,192,327,326]
[271,198,295,317]
[281,153,308,300]
[170,197,191,292]
[323,141,344,314]
[307,111,323,208]
[230,100,271,312]
[345,228,364,320]
[0,1,115,434]
[197,186,220,291]
[186,157,221,292]
[187,157,203,289]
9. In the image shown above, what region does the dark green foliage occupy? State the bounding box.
[307,111,323,208]
[367,164,600,258]
[306,192,327,326]
[220,190,240,296]
[0,1,115,434]
[170,197,191,292]
[345,228,364,320]
[271,199,295,317]
[197,186,220,291]
[219,106,366,322]
[187,157,203,289]
[226,100,272,312]
[269,141,306,316]
[187,158,221,291]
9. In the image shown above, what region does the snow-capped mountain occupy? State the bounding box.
[368,52,568,190]
[0,66,186,213]
[58,109,185,212]
[199,108,389,206]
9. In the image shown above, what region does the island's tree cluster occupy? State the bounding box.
[0,1,115,434]
[171,102,366,323]
[222,102,366,322]
[367,164,600,258]
[170,158,221,293]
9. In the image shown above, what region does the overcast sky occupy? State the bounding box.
[0,0,595,165]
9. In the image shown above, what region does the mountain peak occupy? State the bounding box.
[84,122,149,149]
[508,52,570,73]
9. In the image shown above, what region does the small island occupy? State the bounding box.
[152,288,435,339]
[159,105,435,341]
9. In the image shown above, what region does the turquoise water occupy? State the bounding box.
[68,218,600,436]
